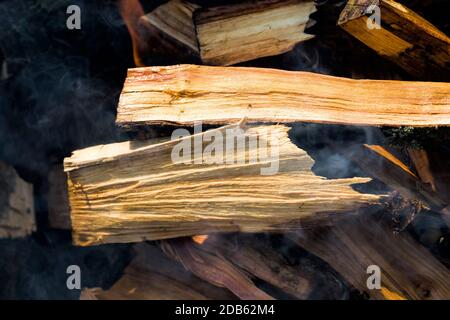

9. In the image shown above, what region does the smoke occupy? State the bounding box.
[0,0,134,299]
[0,0,132,178]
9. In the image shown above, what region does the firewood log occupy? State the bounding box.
[194,0,316,65]
[338,0,450,80]
[160,238,274,300]
[64,124,381,246]
[140,0,316,66]
[0,161,35,238]
[138,0,201,64]
[81,243,235,300]
[290,210,450,300]
[116,65,450,128]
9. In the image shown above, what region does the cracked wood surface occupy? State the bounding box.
[64,124,381,246]
[117,65,450,128]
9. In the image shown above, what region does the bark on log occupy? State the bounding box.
[64,124,381,246]
[290,211,450,299]
[117,65,450,128]
[338,0,450,81]
[81,243,235,300]
[0,161,35,238]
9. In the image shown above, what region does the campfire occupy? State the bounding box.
[1,0,450,301]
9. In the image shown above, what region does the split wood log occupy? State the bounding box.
[290,211,450,299]
[81,243,235,300]
[138,0,201,64]
[160,238,274,300]
[0,161,35,238]
[338,0,450,80]
[140,0,316,66]
[116,65,450,128]
[64,124,381,246]
[194,0,316,65]
[47,164,71,230]
[200,234,313,299]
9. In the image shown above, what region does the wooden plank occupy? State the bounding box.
[64,124,381,246]
[338,0,450,80]
[117,65,450,128]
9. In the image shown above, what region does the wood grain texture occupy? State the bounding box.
[194,0,316,65]
[81,243,235,300]
[0,162,35,238]
[64,124,381,246]
[160,238,274,300]
[116,65,450,128]
[200,234,313,299]
[290,211,450,300]
[338,0,450,80]
[142,0,200,52]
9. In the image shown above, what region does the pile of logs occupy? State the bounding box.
[47,0,450,299]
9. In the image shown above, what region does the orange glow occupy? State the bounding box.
[118,0,146,67]
[192,235,209,245]
[380,287,407,300]
[364,144,417,178]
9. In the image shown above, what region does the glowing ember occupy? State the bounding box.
[380,287,407,300]
[192,235,209,245]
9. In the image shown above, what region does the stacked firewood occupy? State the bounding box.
[44,0,450,299]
